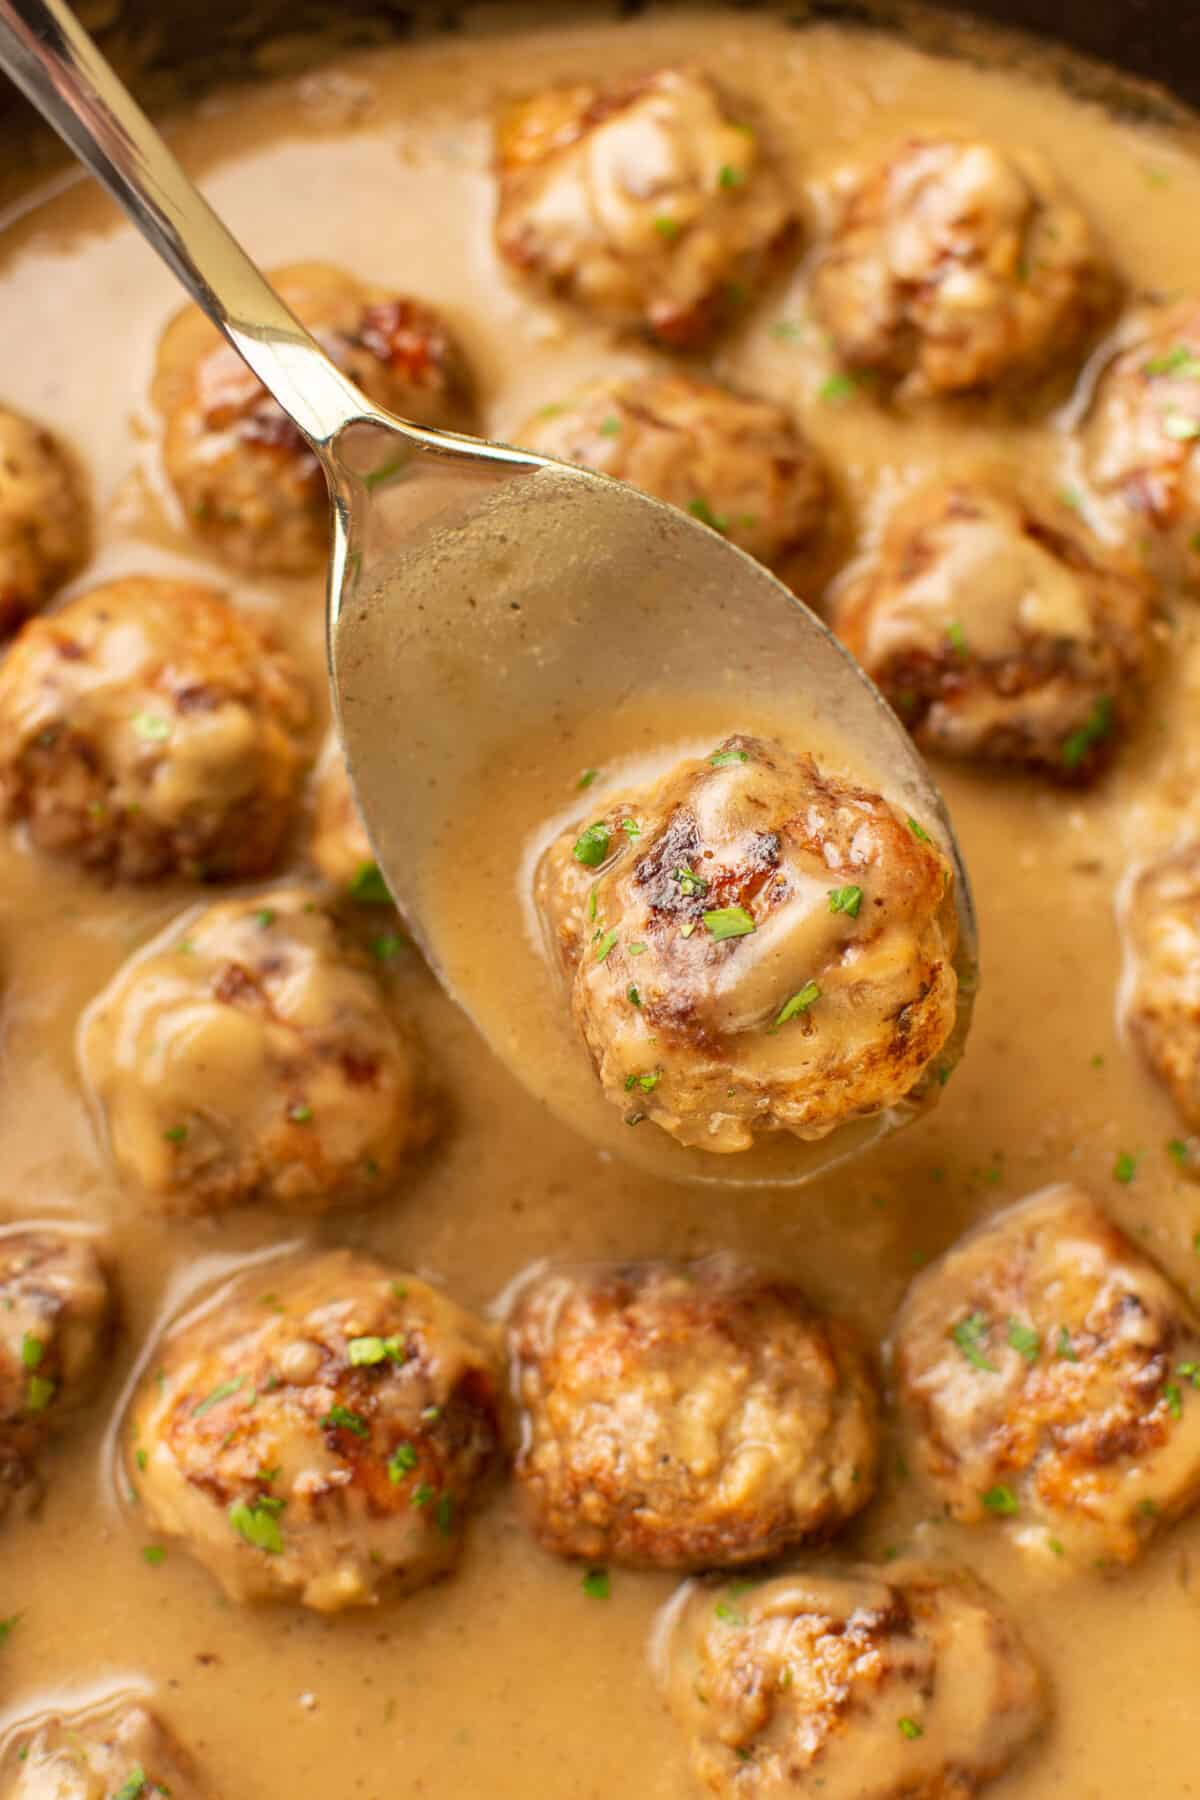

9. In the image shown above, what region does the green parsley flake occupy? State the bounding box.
[581,1567,610,1599]
[363,453,407,492]
[163,1124,188,1144]
[1163,411,1200,441]
[628,942,648,956]
[193,1376,245,1418]
[1167,1137,1190,1166]
[599,416,622,436]
[1056,1325,1079,1362]
[229,1496,285,1554]
[1113,1150,1139,1184]
[372,933,407,962]
[673,865,709,897]
[828,885,863,918]
[1062,696,1115,770]
[1164,1382,1183,1420]
[982,1484,1019,1515]
[951,1311,997,1373]
[348,1335,405,1366]
[411,1483,435,1509]
[621,818,640,838]
[773,982,821,1027]
[819,372,857,404]
[388,1442,419,1483]
[703,905,756,942]
[627,985,641,1007]
[710,748,750,767]
[112,1768,147,1800]
[718,162,745,188]
[577,768,598,790]
[253,908,276,928]
[771,319,805,341]
[323,1404,369,1438]
[623,1070,661,1094]
[595,928,619,963]
[1178,1361,1200,1391]
[1146,345,1200,377]
[142,1545,166,1567]
[1007,1319,1041,1363]
[946,620,968,657]
[898,1718,924,1741]
[688,497,729,533]
[573,823,611,867]
[349,862,391,904]
[435,1493,455,1537]
[287,1103,313,1124]
[19,1334,43,1371]
[131,713,171,743]
[906,816,932,844]
[654,214,682,239]
[0,1616,20,1646]
[135,1449,148,1472]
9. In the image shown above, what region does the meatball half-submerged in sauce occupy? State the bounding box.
[835,478,1153,780]
[0,404,88,637]
[517,372,830,575]
[495,67,796,348]
[1122,841,1200,1134]
[659,1561,1047,1798]
[155,261,475,573]
[507,1256,879,1569]
[79,887,432,1215]
[308,735,378,895]
[536,735,959,1152]
[2,1704,212,1800]
[893,1184,1200,1566]
[812,137,1115,399]
[126,1250,503,1611]
[0,1228,115,1517]
[0,576,311,883]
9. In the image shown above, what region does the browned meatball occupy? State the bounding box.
[309,734,378,893]
[811,138,1116,399]
[535,733,959,1153]
[517,371,829,573]
[78,886,432,1216]
[2,1704,212,1799]
[126,1249,503,1611]
[835,478,1153,780]
[495,67,796,348]
[1078,297,1200,591]
[155,261,475,573]
[0,576,311,883]
[894,1185,1200,1567]
[507,1256,879,1569]
[0,1228,114,1516]
[0,404,88,636]
[659,1560,1047,1798]
[1122,841,1200,1132]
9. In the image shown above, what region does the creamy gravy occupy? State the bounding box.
[0,6,1199,1796]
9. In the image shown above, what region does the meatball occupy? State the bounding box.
[1078,297,1200,591]
[3,1704,211,1798]
[893,1184,1200,1566]
[155,261,475,573]
[0,404,88,636]
[0,576,311,883]
[659,1560,1047,1798]
[78,886,432,1216]
[495,66,796,348]
[0,1228,114,1514]
[811,137,1116,398]
[126,1249,503,1611]
[535,733,959,1153]
[309,735,378,893]
[517,372,829,573]
[1122,842,1200,1131]
[507,1255,879,1569]
[834,478,1153,780]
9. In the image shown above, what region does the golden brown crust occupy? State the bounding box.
[893,1184,1200,1566]
[1121,842,1200,1131]
[495,67,798,348]
[508,1256,879,1568]
[0,405,89,636]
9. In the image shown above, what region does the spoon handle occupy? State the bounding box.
[0,0,372,449]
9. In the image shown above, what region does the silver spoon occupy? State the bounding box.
[0,0,977,1186]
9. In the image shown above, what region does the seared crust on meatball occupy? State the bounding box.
[126,1250,503,1611]
[309,735,376,892]
[79,886,433,1216]
[811,138,1116,398]
[659,1560,1047,1798]
[156,261,475,573]
[0,576,311,883]
[1078,297,1200,590]
[2,1704,211,1799]
[508,1256,879,1569]
[0,1228,114,1514]
[1122,841,1200,1131]
[894,1185,1200,1566]
[495,67,797,348]
[535,734,959,1152]
[0,405,88,636]
[517,372,829,571]
[835,478,1153,780]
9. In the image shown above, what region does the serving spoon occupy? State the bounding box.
[0,0,977,1185]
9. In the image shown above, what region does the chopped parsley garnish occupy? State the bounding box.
[372,933,407,962]
[627,985,641,1007]
[1163,411,1200,441]
[946,620,968,657]
[623,1070,661,1094]
[1055,1325,1079,1362]
[229,1495,285,1554]
[1061,696,1115,770]
[363,453,407,492]
[323,1404,369,1438]
[981,1484,1019,1515]
[897,1718,924,1741]
[1007,1319,1041,1363]
[653,214,682,239]
[142,1545,166,1567]
[709,748,749,767]
[703,905,756,941]
[1164,1382,1183,1420]
[19,1334,43,1371]
[773,982,821,1027]
[718,162,745,188]
[595,928,619,963]
[349,861,391,904]
[951,1311,997,1373]
[135,1448,148,1472]
[572,823,611,867]
[435,1493,455,1537]
[628,942,647,957]
[253,908,276,928]
[192,1375,245,1418]
[599,416,622,436]
[130,712,171,742]
[827,885,863,918]
[348,1335,405,1366]
[112,1768,147,1800]
[411,1483,435,1509]
[621,818,641,838]
[287,1102,313,1124]
[587,887,597,922]
[1113,1150,1139,1184]
[577,768,598,790]
[387,1442,419,1483]
[818,372,857,404]
[673,865,708,897]
[771,319,805,341]
[906,816,932,843]
[688,497,729,533]
[1167,1137,1190,1166]
[581,1567,610,1598]
[1178,1361,1200,1390]
[1146,344,1200,378]
[163,1124,188,1144]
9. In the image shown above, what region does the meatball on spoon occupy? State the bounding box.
[0,0,976,1183]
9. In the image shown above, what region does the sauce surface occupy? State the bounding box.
[0,7,1199,1795]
